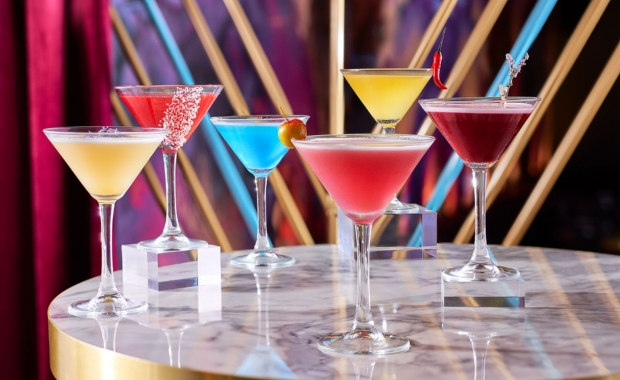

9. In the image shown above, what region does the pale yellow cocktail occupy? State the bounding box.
[341,68,433,213]
[50,134,163,202]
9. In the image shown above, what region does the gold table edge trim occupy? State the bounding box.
[48,316,255,380]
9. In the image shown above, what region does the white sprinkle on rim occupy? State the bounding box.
[160,87,202,150]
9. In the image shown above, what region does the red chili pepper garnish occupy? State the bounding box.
[432,28,448,90]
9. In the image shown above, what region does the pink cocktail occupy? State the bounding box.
[293,134,434,356]
[116,85,223,251]
[117,89,218,153]
[420,97,540,281]
[295,137,429,225]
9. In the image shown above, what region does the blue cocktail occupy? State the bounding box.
[212,115,309,268]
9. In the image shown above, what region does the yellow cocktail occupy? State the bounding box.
[342,68,432,130]
[341,68,432,213]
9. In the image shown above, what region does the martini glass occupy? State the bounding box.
[115,85,223,251]
[211,115,309,268]
[293,134,434,355]
[43,126,167,317]
[419,97,540,281]
[342,68,432,213]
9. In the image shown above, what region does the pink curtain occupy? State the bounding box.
[0,0,112,378]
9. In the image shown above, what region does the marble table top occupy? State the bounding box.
[48,244,620,379]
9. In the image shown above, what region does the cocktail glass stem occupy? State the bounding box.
[254,176,271,253]
[471,168,493,266]
[442,167,519,280]
[162,152,183,237]
[230,176,295,268]
[96,202,121,299]
[139,150,205,250]
[68,202,147,317]
[318,223,410,355]
[381,126,395,135]
[352,224,381,334]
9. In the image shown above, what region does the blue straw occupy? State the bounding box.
[408,0,557,247]
[141,0,259,239]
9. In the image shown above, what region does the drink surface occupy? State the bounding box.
[215,124,289,177]
[423,103,533,164]
[118,92,217,152]
[49,136,162,201]
[294,137,431,224]
[343,72,431,128]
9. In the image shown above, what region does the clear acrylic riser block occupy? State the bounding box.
[442,275,525,308]
[337,205,437,260]
[122,243,221,291]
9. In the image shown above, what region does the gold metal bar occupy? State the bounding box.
[110,4,151,86]
[222,0,292,113]
[503,38,620,246]
[329,0,345,135]
[370,0,457,134]
[454,0,610,244]
[111,90,166,213]
[272,167,318,245]
[177,149,233,251]
[326,196,339,246]
[373,0,506,235]
[182,0,249,116]
[222,0,328,243]
[325,0,346,243]
[370,214,393,246]
[111,4,232,249]
[308,165,331,211]
[269,170,315,245]
[110,90,132,129]
[417,0,507,137]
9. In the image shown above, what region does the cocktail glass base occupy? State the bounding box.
[442,263,520,281]
[385,196,423,214]
[68,294,147,318]
[230,251,295,269]
[138,234,206,252]
[442,271,525,308]
[318,329,410,356]
[338,206,437,260]
[122,243,221,291]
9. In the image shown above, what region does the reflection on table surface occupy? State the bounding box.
[49,244,620,379]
